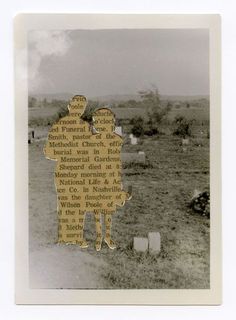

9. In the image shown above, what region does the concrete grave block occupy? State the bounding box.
[148,232,161,255]
[133,237,148,253]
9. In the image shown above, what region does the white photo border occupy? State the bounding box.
[15,13,221,305]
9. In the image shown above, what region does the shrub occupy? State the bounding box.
[130,116,145,137]
[144,127,159,136]
[57,106,68,119]
[131,123,144,137]
[173,116,192,138]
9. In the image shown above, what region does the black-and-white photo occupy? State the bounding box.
[28,28,210,289]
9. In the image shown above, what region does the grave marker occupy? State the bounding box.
[133,237,148,253]
[129,133,138,145]
[115,126,122,136]
[148,232,161,255]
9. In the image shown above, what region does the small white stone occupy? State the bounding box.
[148,232,161,255]
[133,237,148,253]
[115,126,122,136]
[131,136,137,145]
[182,138,189,145]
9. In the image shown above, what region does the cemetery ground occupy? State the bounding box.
[29,124,210,289]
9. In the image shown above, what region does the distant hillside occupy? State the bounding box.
[160,95,209,101]
[90,94,142,103]
[29,92,209,103]
[30,92,73,102]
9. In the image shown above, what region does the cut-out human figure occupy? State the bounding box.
[44,98,131,250]
[88,108,131,251]
[44,95,92,247]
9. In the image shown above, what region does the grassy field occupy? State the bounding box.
[167,106,209,122]
[98,133,209,289]
[29,125,210,289]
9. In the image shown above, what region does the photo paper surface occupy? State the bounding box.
[15,14,221,304]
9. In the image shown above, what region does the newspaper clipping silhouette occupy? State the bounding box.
[44,95,131,251]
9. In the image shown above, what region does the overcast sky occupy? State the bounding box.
[28,29,209,97]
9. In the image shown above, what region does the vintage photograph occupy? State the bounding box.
[28,27,211,290]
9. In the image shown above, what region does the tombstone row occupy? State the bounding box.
[133,232,161,255]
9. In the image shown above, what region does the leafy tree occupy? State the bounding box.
[139,87,169,129]
[139,87,160,109]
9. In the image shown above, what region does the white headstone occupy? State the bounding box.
[115,126,122,136]
[133,237,148,253]
[129,133,137,145]
[148,232,161,255]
